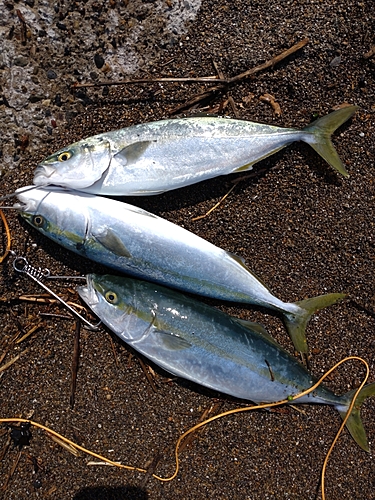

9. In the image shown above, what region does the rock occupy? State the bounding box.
[94,53,105,69]
[47,69,57,79]
[13,55,29,67]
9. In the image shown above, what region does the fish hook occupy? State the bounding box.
[12,254,101,331]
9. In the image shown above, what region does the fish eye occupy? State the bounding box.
[58,151,72,162]
[105,291,118,304]
[32,215,45,227]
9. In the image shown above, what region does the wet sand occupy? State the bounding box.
[1,1,374,499]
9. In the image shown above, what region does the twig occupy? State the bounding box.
[0,328,25,364]
[75,76,226,88]
[18,296,86,311]
[137,356,158,393]
[212,60,240,118]
[47,433,80,457]
[192,182,238,221]
[363,45,375,59]
[0,435,11,461]
[178,402,223,453]
[0,349,29,373]
[170,89,217,113]
[15,322,43,344]
[39,312,76,321]
[0,450,22,491]
[192,168,269,221]
[87,460,122,466]
[107,334,119,368]
[228,96,240,118]
[74,38,308,90]
[172,38,309,113]
[229,38,309,84]
[140,452,162,488]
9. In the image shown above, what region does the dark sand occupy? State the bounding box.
[1,1,374,499]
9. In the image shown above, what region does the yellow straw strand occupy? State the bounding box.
[0,209,11,264]
[0,418,147,475]
[0,355,370,499]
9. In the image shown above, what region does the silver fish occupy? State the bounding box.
[15,186,345,352]
[77,273,375,451]
[33,106,358,195]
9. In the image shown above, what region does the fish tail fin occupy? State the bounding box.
[302,105,359,176]
[283,293,346,353]
[336,382,375,451]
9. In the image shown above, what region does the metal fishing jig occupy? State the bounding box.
[12,253,101,330]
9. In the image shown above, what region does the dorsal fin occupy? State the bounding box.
[226,251,272,291]
[232,318,282,347]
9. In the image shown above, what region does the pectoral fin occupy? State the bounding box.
[93,228,132,258]
[114,140,155,165]
[227,251,247,266]
[157,331,192,351]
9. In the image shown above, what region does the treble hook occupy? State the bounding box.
[12,254,101,331]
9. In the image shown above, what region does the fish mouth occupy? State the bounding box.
[77,276,100,307]
[13,186,37,212]
[33,165,56,184]
[13,185,46,212]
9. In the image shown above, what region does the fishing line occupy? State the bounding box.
[152,356,369,488]
[319,357,369,500]
[0,212,94,326]
[0,356,369,500]
[0,184,39,202]
[11,255,100,330]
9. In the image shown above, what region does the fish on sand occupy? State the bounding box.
[33,106,358,195]
[78,273,375,452]
[15,186,345,353]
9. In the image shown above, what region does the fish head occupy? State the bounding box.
[78,274,156,343]
[33,136,112,190]
[14,186,88,251]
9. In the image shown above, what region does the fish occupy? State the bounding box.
[15,186,345,353]
[33,106,358,195]
[77,273,375,451]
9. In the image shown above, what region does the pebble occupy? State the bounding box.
[13,55,29,67]
[29,95,44,103]
[94,53,105,69]
[47,69,57,79]
[54,94,62,106]
[56,22,67,30]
